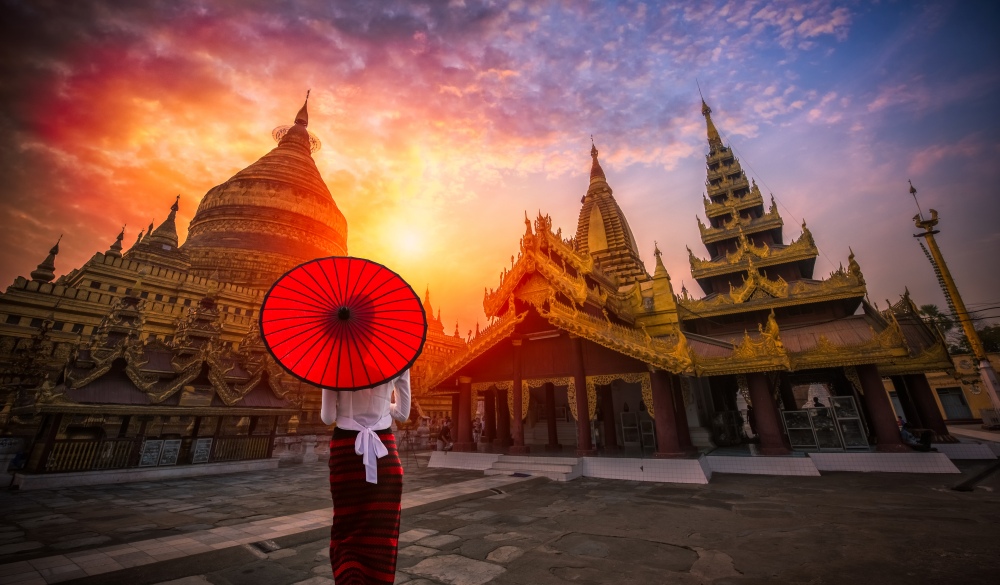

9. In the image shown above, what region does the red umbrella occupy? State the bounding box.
[259,257,427,390]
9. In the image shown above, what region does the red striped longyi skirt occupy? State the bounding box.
[328,428,403,585]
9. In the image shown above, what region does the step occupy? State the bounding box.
[484,468,581,482]
[491,462,576,474]
[497,455,579,466]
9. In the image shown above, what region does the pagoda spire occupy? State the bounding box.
[106,226,125,259]
[129,228,144,251]
[295,89,310,127]
[30,236,61,282]
[652,241,669,280]
[147,196,181,248]
[701,99,723,152]
[589,137,606,184]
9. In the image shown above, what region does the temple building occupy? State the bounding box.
[425,100,954,462]
[409,288,468,422]
[0,96,349,480]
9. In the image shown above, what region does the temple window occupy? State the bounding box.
[155,294,164,301]
[108,285,118,293]
[89,281,101,289]
[71,323,84,334]
[4,315,19,325]
[168,296,177,303]
[30,318,43,327]
[53,321,65,331]
[140,292,149,299]
[184,299,192,306]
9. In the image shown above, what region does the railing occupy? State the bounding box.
[45,439,135,473]
[39,434,274,472]
[212,436,271,462]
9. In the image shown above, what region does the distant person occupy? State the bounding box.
[897,415,905,429]
[900,423,933,452]
[438,421,453,451]
[811,397,824,408]
[747,405,757,438]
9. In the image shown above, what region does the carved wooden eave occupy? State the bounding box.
[425,308,528,391]
[484,212,630,322]
[678,270,867,320]
[690,230,818,280]
[878,342,953,376]
[703,185,763,219]
[699,208,783,244]
[786,323,909,371]
[536,297,693,374]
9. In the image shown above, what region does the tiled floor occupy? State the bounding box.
[0,474,535,584]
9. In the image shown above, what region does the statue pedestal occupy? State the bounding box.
[301,435,319,464]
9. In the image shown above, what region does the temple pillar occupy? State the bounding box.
[600,384,619,452]
[495,389,511,449]
[746,373,790,455]
[450,395,460,431]
[544,382,560,451]
[902,374,953,441]
[454,376,475,452]
[509,339,529,454]
[650,369,683,457]
[671,375,695,451]
[483,389,497,448]
[889,375,923,428]
[856,364,909,452]
[570,335,595,456]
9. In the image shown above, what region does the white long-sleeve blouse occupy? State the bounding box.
[321,369,411,483]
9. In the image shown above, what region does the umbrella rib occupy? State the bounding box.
[363,325,411,364]
[316,259,345,308]
[262,293,337,308]
[269,319,330,352]
[279,273,332,308]
[278,323,331,374]
[308,317,339,387]
[344,318,367,388]
[348,320,378,387]
[367,320,424,347]
[261,315,331,337]
[351,314,403,373]
[300,264,342,311]
[344,262,381,309]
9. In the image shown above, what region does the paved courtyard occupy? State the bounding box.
[2,456,999,585]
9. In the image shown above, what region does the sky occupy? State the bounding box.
[1,0,998,335]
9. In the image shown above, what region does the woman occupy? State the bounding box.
[321,369,411,585]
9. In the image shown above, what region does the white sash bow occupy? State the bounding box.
[336,414,391,484]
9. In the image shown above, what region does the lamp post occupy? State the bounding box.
[909,182,1000,427]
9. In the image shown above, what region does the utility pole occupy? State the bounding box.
[909,182,1000,427]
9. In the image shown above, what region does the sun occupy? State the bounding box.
[397,227,424,257]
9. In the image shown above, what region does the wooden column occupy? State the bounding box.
[267,416,279,458]
[746,373,790,455]
[671,374,695,451]
[600,384,618,452]
[570,335,595,456]
[483,389,497,447]
[856,364,909,452]
[544,382,560,451]
[495,389,511,449]
[454,376,475,452]
[650,369,683,457]
[509,339,529,454]
[889,375,923,427]
[450,395,460,430]
[903,373,952,441]
[30,414,62,472]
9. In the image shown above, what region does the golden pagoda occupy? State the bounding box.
[421,99,955,460]
[0,96,347,481]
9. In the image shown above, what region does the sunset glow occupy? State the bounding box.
[1,1,998,332]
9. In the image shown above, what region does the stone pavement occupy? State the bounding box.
[2,457,1000,584]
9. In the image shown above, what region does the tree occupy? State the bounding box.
[955,322,1000,355]
[919,304,962,349]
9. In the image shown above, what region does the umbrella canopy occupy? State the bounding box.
[259,257,427,390]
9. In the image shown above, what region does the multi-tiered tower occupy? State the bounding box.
[679,100,855,339]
